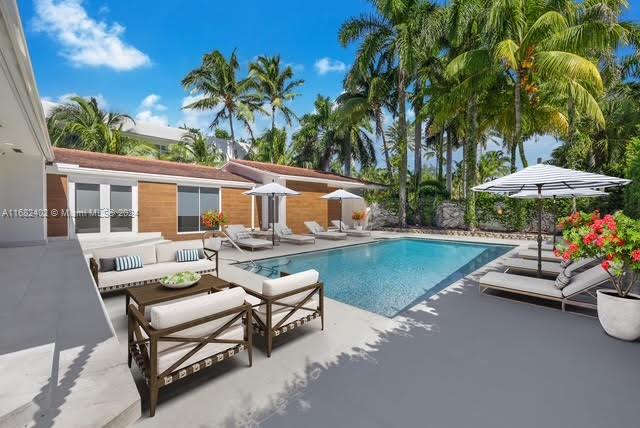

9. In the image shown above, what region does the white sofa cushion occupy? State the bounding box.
[93,244,157,266]
[204,237,222,251]
[262,269,320,307]
[156,240,204,263]
[98,259,217,289]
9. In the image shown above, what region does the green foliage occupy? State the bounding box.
[624,137,640,218]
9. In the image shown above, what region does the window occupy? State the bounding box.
[178,186,220,233]
[110,185,132,232]
[75,183,100,234]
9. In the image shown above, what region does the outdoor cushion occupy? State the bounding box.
[564,258,597,277]
[93,243,157,265]
[156,240,203,263]
[518,249,562,262]
[176,248,199,262]
[115,255,143,271]
[234,238,272,249]
[235,231,252,240]
[561,264,610,297]
[480,272,563,298]
[98,259,217,289]
[262,269,320,307]
[99,257,116,272]
[554,271,572,290]
[501,258,564,276]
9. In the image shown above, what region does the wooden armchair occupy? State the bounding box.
[128,287,252,417]
[240,270,324,357]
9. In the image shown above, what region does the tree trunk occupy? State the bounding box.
[518,139,528,167]
[567,91,576,145]
[437,133,444,182]
[414,87,423,226]
[446,126,454,194]
[398,69,408,227]
[270,105,276,163]
[465,98,478,230]
[376,108,393,176]
[514,72,524,169]
[228,114,236,160]
[509,135,517,173]
[462,138,467,199]
[343,132,352,176]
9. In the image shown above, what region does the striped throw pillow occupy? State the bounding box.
[176,248,199,263]
[554,270,572,290]
[115,255,143,271]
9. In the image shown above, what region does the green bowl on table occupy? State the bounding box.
[159,272,201,289]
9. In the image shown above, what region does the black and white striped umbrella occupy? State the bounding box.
[473,163,629,277]
[473,163,629,193]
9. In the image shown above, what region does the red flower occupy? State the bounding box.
[562,251,571,261]
[601,260,611,271]
[583,233,597,245]
[595,237,605,248]
[632,250,640,263]
[569,243,579,253]
[554,249,562,257]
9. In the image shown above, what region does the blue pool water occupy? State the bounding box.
[240,239,513,317]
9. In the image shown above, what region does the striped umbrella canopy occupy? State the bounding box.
[473,164,629,277]
[473,163,629,193]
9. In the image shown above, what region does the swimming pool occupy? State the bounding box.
[239,238,513,317]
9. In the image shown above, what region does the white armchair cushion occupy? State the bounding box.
[262,269,320,307]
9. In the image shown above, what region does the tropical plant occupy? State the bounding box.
[249,55,304,162]
[182,50,262,158]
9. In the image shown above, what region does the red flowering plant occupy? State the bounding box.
[556,210,640,297]
[201,210,226,230]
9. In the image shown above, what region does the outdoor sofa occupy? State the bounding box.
[331,220,371,237]
[128,287,252,417]
[304,221,347,240]
[90,239,220,293]
[240,269,324,357]
[225,224,273,251]
[274,223,315,244]
[478,264,610,311]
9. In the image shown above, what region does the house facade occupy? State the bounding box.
[45,148,372,241]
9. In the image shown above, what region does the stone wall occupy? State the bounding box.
[367,202,397,229]
[434,200,465,229]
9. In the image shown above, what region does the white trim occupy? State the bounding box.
[47,163,254,189]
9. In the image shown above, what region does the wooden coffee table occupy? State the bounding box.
[125,274,230,315]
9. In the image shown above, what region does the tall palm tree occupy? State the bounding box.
[334,112,377,176]
[339,0,434,226]
[291,95,337,171]
[249,55,304,162]
[182,50,261,159]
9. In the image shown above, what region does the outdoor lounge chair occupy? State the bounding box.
[331,220,371,237]
[128,287,252,416]
[478,264,610,311]
[517,248,562,262]
[274,223,315,245]
[527,241,556,251]
[501,257,596,277]
[304,221,347,240]
[241,269,324,357]
[225,224,273,251]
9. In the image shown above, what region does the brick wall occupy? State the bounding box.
[222,187,257,228]
[286,181,336,234]
[328,199,341,227]
[46,174,68,237]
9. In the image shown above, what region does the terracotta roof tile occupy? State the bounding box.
[52,148,254,183]
[229,159,366,184]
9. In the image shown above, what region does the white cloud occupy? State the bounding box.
[32,0,150,71]
[179,94,215,130]
[135,94,168,125]
[314,57,346,75]
[57,92,109,109]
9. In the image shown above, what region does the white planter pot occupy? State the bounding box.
[354,225,363,231]
[597,289,640,341]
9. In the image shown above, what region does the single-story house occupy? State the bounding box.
[46,148,373,241]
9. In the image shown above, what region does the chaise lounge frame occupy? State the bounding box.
[238,273,324,357]
[127,293,252,417]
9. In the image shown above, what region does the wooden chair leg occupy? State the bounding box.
[266,333,273,358]
[149,381,158,417]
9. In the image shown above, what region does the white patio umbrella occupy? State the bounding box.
[509,188,609,247]
[321,189,363,232]
[474,163,630,277]
[244,181,300,245]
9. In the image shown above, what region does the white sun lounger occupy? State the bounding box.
[225,225,273,251]
[304,221,347,240]
[274,224,315,245]
[501,257,596,277]
[517,249,562,262]
[330,220,371,237]
[479,264,609,311]
[527,241,556,251]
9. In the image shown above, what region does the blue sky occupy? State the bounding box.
[19,0,640,170]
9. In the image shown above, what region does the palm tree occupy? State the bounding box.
[182,50,261,159]
[334,112,377,176]
[249,55,304,163]
[477,150,510,183]
[339,0,434,226]
[47,96,152,155]
[339,60,395,175]
[291,95,337,171]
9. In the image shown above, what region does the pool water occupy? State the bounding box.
[240,238,513,317]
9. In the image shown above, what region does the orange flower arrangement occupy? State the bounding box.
[202,210,226,230]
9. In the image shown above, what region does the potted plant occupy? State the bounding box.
[557,211,640,341]
[352,210,366,231]
[201,210,226,235]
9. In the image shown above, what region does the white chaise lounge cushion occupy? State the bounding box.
[156,240,203,263]
[561,264,609,297]
[480,272,563,298]
[93,244,157,266]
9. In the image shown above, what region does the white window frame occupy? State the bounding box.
[176,184,223,235]
[67,176,138,239]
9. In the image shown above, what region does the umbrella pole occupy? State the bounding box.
[339,198,342,232]
[271,194,276,246]
[552,196,557,248]
[537,184,543,278]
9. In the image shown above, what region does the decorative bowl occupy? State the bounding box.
[159,272,201,289]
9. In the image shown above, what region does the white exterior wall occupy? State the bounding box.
[0,154,47,246]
